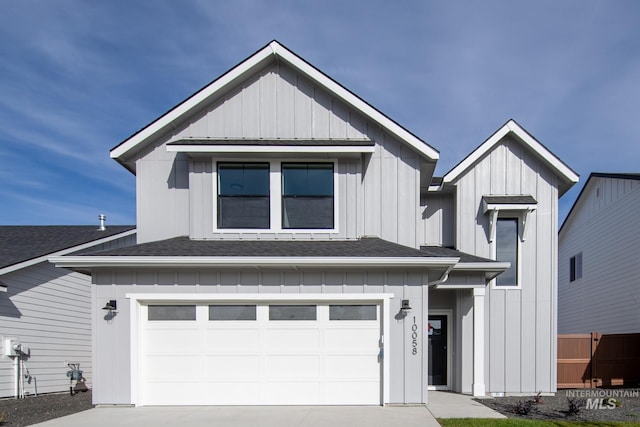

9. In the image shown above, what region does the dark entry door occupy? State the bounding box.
[428,315,447,386]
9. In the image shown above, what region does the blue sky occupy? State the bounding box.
[1,1,639,226]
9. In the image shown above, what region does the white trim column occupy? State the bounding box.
[472,287,486,396]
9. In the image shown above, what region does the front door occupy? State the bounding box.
[428,315,447,387]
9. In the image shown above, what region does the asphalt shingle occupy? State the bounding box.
[0,226,135,269]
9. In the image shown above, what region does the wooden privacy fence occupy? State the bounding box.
[558,332,640,389]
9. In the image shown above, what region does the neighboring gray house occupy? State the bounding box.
[559,173,640,334]
[0,225,135,398]
[52,41,578,405]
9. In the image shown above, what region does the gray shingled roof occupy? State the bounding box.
[419,246,494,263]
[167,139,375,147]
[80,236,497,266]
[0,226,135,269]
[82,237,431,258]
[483,195,537,204]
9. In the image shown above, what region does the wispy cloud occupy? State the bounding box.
[1,0,639,225]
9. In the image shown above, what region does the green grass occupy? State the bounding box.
[438,419,640,427]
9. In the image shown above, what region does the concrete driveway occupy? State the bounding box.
[31,405,441,427]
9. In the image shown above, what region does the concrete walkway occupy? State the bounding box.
[427,391,506,419]
[31,392,505,427]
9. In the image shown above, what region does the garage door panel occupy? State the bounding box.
[143,355,201,379]
[265,355,320,377]
[325,328,379,351]
[143,381,204,405]
[263,382,321,404]
[144,329,200,353]
[325,381,380,404]
[206,355,260,379]
[205,382,261,405]
[265,328,320,350]
[204,328,260,352]
[325,354,380,378]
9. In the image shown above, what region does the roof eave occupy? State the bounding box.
[49,255,460,269]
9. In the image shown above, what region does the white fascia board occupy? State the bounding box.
[483,202,537,213]
[166,145,376,154]
[50,255,459,269]
[126,293,393,302]
[112,41,438,162]
[452,262,511,272]
[110,44,275,159]
[271,42,439,161]
[1,229,137,276]
[443,120,579,184]
[0,283,6,292]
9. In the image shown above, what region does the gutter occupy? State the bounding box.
[49,255,460,270]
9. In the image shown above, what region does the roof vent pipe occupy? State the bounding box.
[98,214,106,231]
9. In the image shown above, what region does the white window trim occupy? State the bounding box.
[127,293,392,407]
[491,216,521,289]
[212,158,339,234]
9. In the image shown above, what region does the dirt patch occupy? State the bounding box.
[476,389,640,422]
[0,390,93,427]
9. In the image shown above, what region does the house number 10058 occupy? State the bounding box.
[411,316,418,355]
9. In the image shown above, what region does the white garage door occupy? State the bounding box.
[140,302,381,405]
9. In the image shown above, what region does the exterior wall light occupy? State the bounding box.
[102,300,117,313]
[401,299,412,312]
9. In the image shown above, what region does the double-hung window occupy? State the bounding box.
[495,218,518,287]
[217,163,270,229]
[281,163,334,229]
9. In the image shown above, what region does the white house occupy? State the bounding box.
[0,225,135,398]
[558,173,640,334]
[51,41,578,406]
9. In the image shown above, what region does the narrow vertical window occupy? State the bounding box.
[217,163,270,229]
[570,252,582,282]
[496,218,518,286]
[282,163,334,229]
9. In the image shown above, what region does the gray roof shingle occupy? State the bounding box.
[80,236,498,266]
[482,195,537,204]
[0,226,135,269]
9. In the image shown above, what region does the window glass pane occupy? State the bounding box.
[329,305,377,320]
[269,305,317,320]
[218,163,269,229]
[496,218,518,286]
[148,305,196,321]
[282,163,333,196]
[209,305,256,321]
[218,163,269,195]
[282,163,334,229]
[218,196,269,228]
[283,197,333,229]
[570,256,576,281]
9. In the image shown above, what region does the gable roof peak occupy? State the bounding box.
[110,40,438,173]
[443,119,578,196]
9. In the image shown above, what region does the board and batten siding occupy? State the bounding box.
[92,268,436,405]
[452,135,559,394]
[134,61,424,248]
[0,263,92,397]
[558,177,640,334]
[420,192,455,247]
